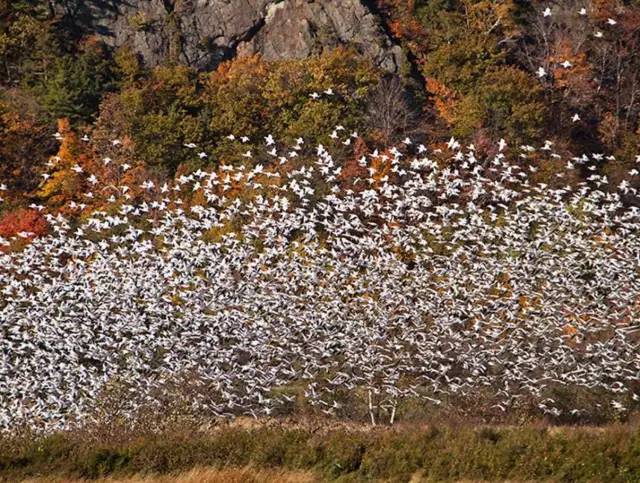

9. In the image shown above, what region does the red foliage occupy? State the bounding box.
[0,208,48,240]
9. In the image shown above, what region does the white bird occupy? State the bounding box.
[542,7,552,17]
[537,66,547,78]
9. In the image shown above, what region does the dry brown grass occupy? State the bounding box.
[21,466,320,483]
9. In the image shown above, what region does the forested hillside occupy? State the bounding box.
[2,1,640,221]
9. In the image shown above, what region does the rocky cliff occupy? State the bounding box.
[55,0,405,72]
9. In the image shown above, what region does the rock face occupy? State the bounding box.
[57,0,405,72]
[237,1,405,73]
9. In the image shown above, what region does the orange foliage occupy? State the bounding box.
[388,16,427,42]
[374,0,429,56]
[37,118,149,215]
[207,55,268,88]
[426,78,458,125]
[598,112,620,148]
[549,40,593,100]
[0,111,38,180]
[37,119,86,212]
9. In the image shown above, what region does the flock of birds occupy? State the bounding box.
[0,5,639,431]
[1,120,640,431]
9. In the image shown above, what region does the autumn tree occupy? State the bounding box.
[0,90,56,196]
[513,0,640,150]
[36,118,89,211]
[412,1,545,142]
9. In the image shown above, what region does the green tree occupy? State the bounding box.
[40,39,116,122]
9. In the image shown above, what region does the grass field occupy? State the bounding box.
[2,421,640,482]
